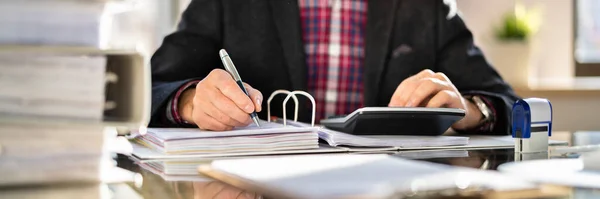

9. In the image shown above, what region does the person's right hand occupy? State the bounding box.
[178,69,263,131]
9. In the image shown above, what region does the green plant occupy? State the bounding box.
[495,2,541,41]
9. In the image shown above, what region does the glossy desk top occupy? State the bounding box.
[116,149,517,199]
[3,132,600,199]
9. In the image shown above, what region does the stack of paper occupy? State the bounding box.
[0,0,106,47]
[135,159,213,182]
[0,122,114,186]
[135,122,319,155]
[0,183,143,199]
[319,128,469,148]
[393,150,469,159]
[281,119,469,148]
[0,184,110,199]
[0,53,107,120]
[0,0,144,190]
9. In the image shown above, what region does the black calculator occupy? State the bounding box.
[320,107,466,136]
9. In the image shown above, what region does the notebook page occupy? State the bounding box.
[147,121,319,140]
[275,119,469,148]
[319,127,468,148]
[363,135,469,147]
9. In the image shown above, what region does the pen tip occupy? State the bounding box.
[252,117,261,127]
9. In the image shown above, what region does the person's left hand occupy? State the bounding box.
[388,69,482,130]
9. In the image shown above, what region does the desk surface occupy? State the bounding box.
[3,132,600,199]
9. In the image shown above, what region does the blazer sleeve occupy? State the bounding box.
[149,0,222,127]
[433,0,520,135]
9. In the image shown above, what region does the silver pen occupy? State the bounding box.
[219,49,261,127]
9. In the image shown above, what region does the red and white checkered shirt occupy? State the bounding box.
[299,0,367,121]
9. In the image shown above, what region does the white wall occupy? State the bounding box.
[458,0,600,132]
[457,0,574,79]
[108,0,177,58]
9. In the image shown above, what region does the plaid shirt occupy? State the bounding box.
[300,0,367,121]
[166,0,496,132]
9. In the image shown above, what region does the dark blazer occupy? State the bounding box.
[150,0,520,135]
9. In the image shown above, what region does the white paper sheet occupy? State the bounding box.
[145,122,318,140]
[206,154,536,199]
[131,142,347,160]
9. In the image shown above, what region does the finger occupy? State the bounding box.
[390,78,422,107]
[206,87,252,125]
[210,70,255,113]
[243,83,263,112]
[192,108,233,131]
[432,72,460,91]
[406,78,448,107]
[432,72,450,81]
[197,96,247,127]
[426,90,458,108]
[415,69,436,79]
[389,78,416,106]
[389,69,435,106]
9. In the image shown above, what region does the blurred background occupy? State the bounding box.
[457,0,600,132]
[3,0,599,132]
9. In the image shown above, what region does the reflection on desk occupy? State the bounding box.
[116,149,519,199]
[108,131,600,198]
[125,158,258,199]
[2,132,598,198]
[418,149,514,170]
[119,146,600,199]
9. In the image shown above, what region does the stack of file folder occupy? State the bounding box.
[0,0,106,47]
[0,0,148,188]
[0,121,113,186]
[134,122,320,155]
[0,52,108,120]
[0,48,146,187]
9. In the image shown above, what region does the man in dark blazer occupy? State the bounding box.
[150,0,520,135]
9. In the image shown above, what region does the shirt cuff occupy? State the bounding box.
[166,80,201,125]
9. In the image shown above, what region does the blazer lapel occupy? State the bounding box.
[363,0,398,106]
[269,0,308,91]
